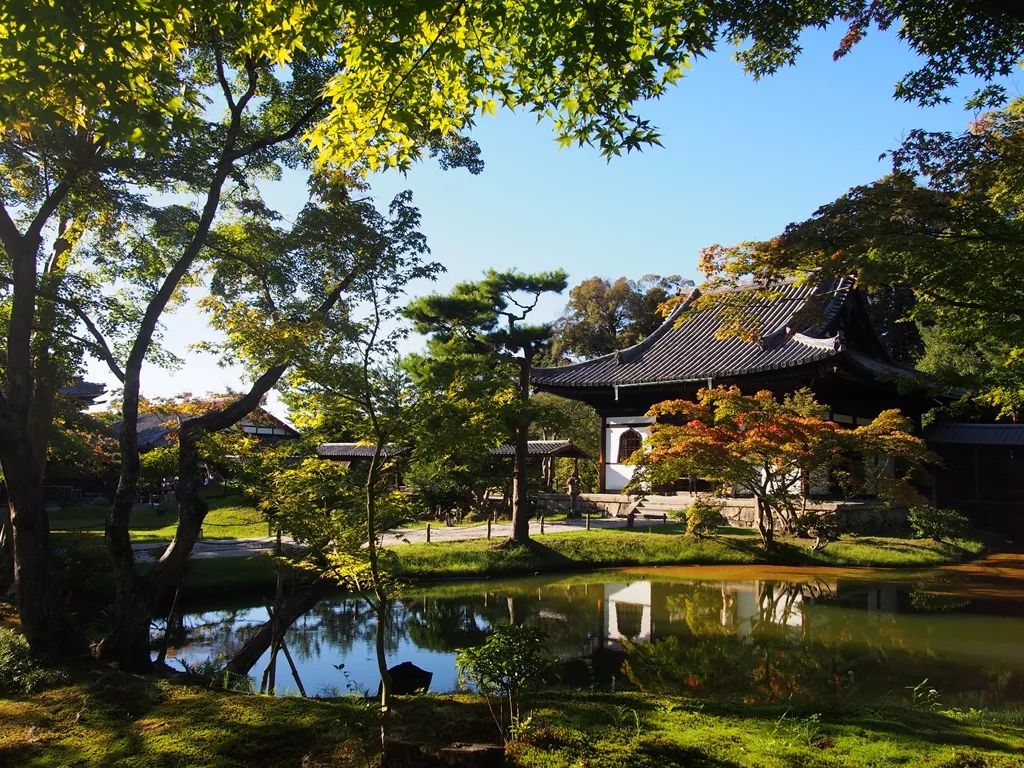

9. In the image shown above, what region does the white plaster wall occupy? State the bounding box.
[604,464,634,492]
[604,420,652,492]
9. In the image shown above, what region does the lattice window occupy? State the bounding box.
[617,429,643,462]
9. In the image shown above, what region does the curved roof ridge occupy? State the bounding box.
[531,287,701,378]
[614,286,701,364]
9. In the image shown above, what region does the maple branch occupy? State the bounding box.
[68,305,126,383]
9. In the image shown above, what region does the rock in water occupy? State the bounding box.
[383,661,432,695]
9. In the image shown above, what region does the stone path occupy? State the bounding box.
[131,515,674,560]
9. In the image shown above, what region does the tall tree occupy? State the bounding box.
[242,229,439,718]
[0,0,787,659]
[406,270,567,543]
[548,274,692,362]
[4,0,1023,657]
[2,0,750,658]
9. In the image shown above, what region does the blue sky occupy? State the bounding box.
[85,22,1022,408]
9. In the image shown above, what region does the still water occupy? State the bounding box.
[164,557,1024,706]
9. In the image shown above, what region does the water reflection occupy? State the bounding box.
[163,569,1024,706]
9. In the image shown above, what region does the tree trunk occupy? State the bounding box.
[0,505,13,596]
[508,355,532,544]
[98,416,154,671]
[754,495,774,549]
[4,453,85,657]
[1,228,86,656]
[99,365,290,671]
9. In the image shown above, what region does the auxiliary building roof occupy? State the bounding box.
[489,440,591,459]
[532,277,880,389]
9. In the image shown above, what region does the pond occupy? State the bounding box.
[162,556,1024,707]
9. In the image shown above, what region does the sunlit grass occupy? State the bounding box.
[390,530,985,580]
[49,494,269,541]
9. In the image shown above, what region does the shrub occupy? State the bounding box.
[683,497,726,538]
[794,509,842,549]
[0,627,67,694]
[177,656,253,692]
[457,624,553,741]
[908,505,970,541]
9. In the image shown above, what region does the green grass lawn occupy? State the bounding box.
[389,529,986,580]
[1,671,1021,768]
[49,494,269,541]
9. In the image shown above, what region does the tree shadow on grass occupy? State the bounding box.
[2,669,378,768]
[486,538,575,576]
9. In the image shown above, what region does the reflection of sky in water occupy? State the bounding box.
[162,569,1024,702]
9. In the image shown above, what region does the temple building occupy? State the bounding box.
[532,277,934,493]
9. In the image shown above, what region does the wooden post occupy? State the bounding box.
[540,514,545,535]
[487,518,492,539]
[586,510,591,531]
[426,522,431,543]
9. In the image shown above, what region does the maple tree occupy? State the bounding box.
[630,386,933,548]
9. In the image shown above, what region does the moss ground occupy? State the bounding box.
[1,671,1022,768]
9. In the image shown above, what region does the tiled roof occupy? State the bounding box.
[532,278,852,388]
[316,443,408,459]
[925,423,1024,446]
[490,440,591,459]
[59,378,106,403]
[115,407,297,449]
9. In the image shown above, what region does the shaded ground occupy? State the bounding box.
[2,670,1022,768]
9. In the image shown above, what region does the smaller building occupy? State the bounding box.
[926,423,1024,535]
[117,405,298,451]
[59,377,107,408]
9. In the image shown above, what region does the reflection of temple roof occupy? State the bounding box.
[489,440,590,459]
[532,277,918,391]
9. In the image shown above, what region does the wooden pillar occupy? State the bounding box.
[598,416,607,493]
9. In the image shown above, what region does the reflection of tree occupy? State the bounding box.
[404,600,488,652]
[167,575,1020,707]
[908,592,972,613]
[665,584,727,637]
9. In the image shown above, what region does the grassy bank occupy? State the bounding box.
[172,530,985,598]
[388,529,986,580]
[50,495,268,542]
[48,518,986,614]
[1,670,1021,768]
